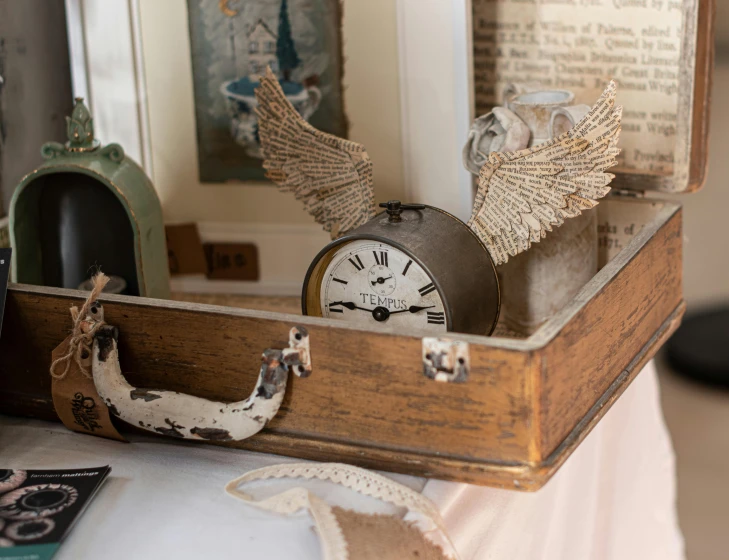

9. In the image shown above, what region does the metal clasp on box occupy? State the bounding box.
[282,326,312,378]
[422,338,469,383]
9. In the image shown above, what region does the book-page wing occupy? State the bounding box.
[469,82,623,265]
[255,68,375,239]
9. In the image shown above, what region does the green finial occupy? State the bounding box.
[66,98,99,150]
[41,97,124,162]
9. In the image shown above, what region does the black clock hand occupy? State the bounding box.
[389,305,436,315]
[331,301,390,323]
[329,301,374,312]
[371,276,393,286]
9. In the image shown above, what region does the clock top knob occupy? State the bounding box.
[379,200,426,223]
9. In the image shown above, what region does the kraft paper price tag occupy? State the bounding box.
[51,336,127,442]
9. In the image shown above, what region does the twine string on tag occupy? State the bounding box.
[50,273,110,380]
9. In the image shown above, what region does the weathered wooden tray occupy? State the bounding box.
[0,198,684,490]
[0,0,713,491]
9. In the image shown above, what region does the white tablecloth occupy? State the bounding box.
[0,361,684,559]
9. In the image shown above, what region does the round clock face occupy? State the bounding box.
[319,240,447,332]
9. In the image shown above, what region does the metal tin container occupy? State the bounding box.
[303,204,501,336]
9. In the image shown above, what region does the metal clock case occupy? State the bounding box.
[303,202,501,336]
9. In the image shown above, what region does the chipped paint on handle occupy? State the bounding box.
[92,324,312,442]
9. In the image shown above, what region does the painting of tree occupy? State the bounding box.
[276,0,300,80]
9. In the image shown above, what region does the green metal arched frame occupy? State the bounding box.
[8,99,170,299]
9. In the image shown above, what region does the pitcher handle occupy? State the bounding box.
[549,104,590,138]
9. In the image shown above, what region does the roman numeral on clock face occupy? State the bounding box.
[348,255,365,271]
[329,304,343,313]
[427,311,445,325]
[402,259,412,276]
[373,251,388,267]
[333,278,348,285]
[418,282,436,297]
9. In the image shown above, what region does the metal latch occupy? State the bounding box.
[422,338,469,383]
[281,326,312,378]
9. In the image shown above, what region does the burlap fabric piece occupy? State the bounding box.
[332,507,449,560]
[226,463,459,560]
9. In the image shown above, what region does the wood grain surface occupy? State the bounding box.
[171,292,302,315]
[538,208,683,459]
[0,199,685,489]
[687,0,715,192]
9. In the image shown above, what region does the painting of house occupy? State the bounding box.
[247,20,277,80]
[186,0,346,182]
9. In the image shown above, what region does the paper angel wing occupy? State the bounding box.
[255,68,375,239]
[468,81,623,265]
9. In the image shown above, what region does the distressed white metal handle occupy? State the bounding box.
[91,312,311,442]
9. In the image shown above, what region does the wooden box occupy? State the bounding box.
[0,0,714,490]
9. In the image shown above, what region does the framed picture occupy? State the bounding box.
[187,0,347,182]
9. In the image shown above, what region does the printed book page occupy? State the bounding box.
[472,0,684,176]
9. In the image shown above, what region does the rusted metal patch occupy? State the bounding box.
[105,400,121,418]
[95,326,118,362]
[129,388,162,402]
[422,338,470,383]
[190,427,233,441]
[154,418,186,438]
[258,349,287,399]
[282,326,312,378]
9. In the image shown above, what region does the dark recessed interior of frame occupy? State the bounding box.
[173,198,668,341]
[13,173,140,295]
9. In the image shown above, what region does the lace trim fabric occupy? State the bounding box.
[225,463,459,560]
